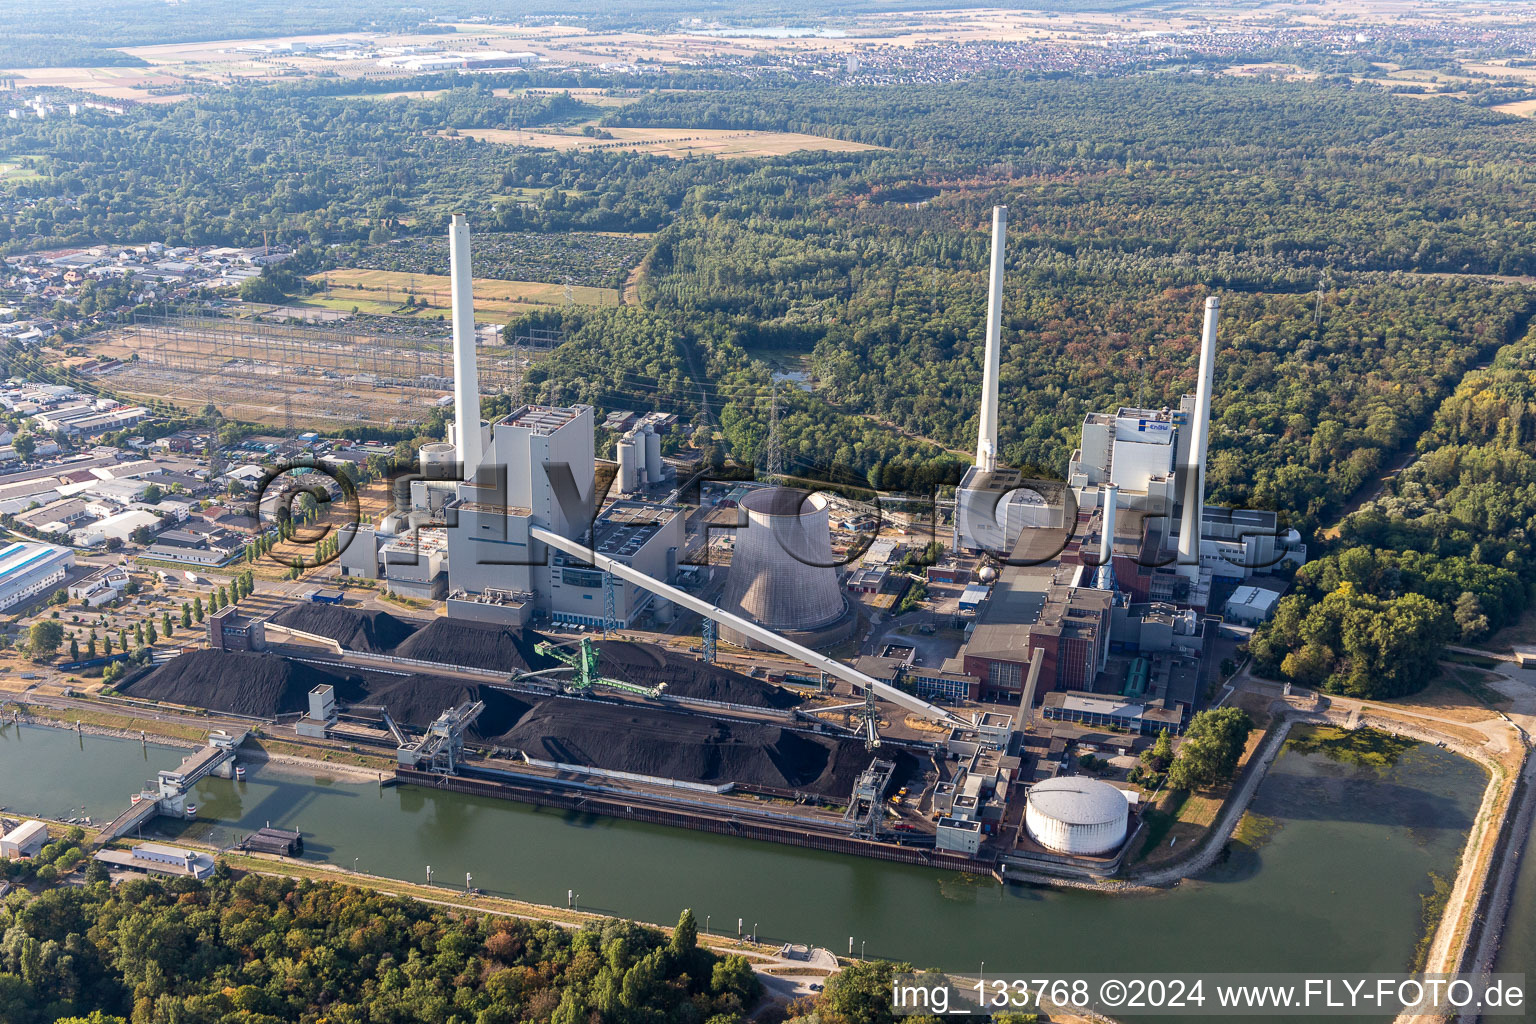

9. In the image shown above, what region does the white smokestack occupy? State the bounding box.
[1099,484,1118,568]
[1096,483,1119,591]
[976,205,1007,473]
[1178,295,1219,576]
[449,214,483,480]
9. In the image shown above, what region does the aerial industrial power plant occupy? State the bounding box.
[3,7,1533,1016]
[79,209,1310,880]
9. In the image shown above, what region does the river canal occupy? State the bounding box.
[0,721,1488,982]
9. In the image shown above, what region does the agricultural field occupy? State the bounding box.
[304,268,621,321]
[453,126,883,159]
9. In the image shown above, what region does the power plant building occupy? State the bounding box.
[549,500,683,629]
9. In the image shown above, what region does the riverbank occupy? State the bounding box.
[5,707,387,785]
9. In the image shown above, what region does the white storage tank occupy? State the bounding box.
[1024,776,1130,856]
[418,441,458,480]
[616,435,640,494]
[644,424,663,484]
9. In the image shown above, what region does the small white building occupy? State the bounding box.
[0,819,49,858]
[1224,585,1280,625]
[68,565,130,606]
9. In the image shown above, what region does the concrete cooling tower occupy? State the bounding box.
[720,487,854,651]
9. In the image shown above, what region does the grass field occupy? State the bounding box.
[0,157,43,184]
[306,268,620,321]
[452,126,881,159]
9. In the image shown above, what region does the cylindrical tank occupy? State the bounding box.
[419,441,458,480]
[616,436,639,493]
[652,599,674,625]
[643,424,663,484]
[379,514,404,537]
[1024,777,1129,856]
[720,486,849,650]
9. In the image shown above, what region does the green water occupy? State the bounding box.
[0,721,1487,979]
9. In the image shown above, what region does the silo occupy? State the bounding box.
[616,435,639,493]
[643,425,664,484]
[1024,777,1130,856]
[720,486,852,650]
[418,441,458,480]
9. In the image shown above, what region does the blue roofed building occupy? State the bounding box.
[0,540,74,610]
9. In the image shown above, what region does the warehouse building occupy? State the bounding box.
[0,819,49,858]
[0,540,73,610]
[93,842,215,880]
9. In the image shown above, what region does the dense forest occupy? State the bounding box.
[1251,321,1536,694]
[0,869,764,1024]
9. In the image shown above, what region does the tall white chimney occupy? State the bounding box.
[1096,483,1119,592]
[449,214,483,480]
[1178,296,1219,577]
[976,205,1007,473]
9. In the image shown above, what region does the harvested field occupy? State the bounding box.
[307,268,619,321]
[596,639,801,709]
[268,603,424,654]
[393,619,558,673]
[123,650,364,717]
[452,126,881,159]
[500,699,915,797]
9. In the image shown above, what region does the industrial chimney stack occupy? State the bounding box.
[975,206,1007,474]
[449,214,483,480]
[1096,483,1119,592]
[1178,296,1219,577]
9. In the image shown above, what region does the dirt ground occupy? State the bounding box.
[451,126,882,158]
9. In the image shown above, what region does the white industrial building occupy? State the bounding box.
[71,508,160,547]
[0,819,49,859]
[340,216,685,626]
[549,500,683,628]
[949,227,1305,610]
[0,540,73,610]
[1224,584,1281,625]
[93,842,215,880]
[1024,776,1132,856]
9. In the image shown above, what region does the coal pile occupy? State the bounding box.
[393,619,558,673]
[595,639,801,710]
[269,603,422,654]
[123,650,365,718]
[499,699,914,797]
[364,673,533,737]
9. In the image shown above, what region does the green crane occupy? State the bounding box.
[533,637,665,699]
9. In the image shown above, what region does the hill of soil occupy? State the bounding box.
[595,639,800,709]
[393,619,558,673]
[269,603,422,653]
[498,699,914,797]
[123,650,365,717]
